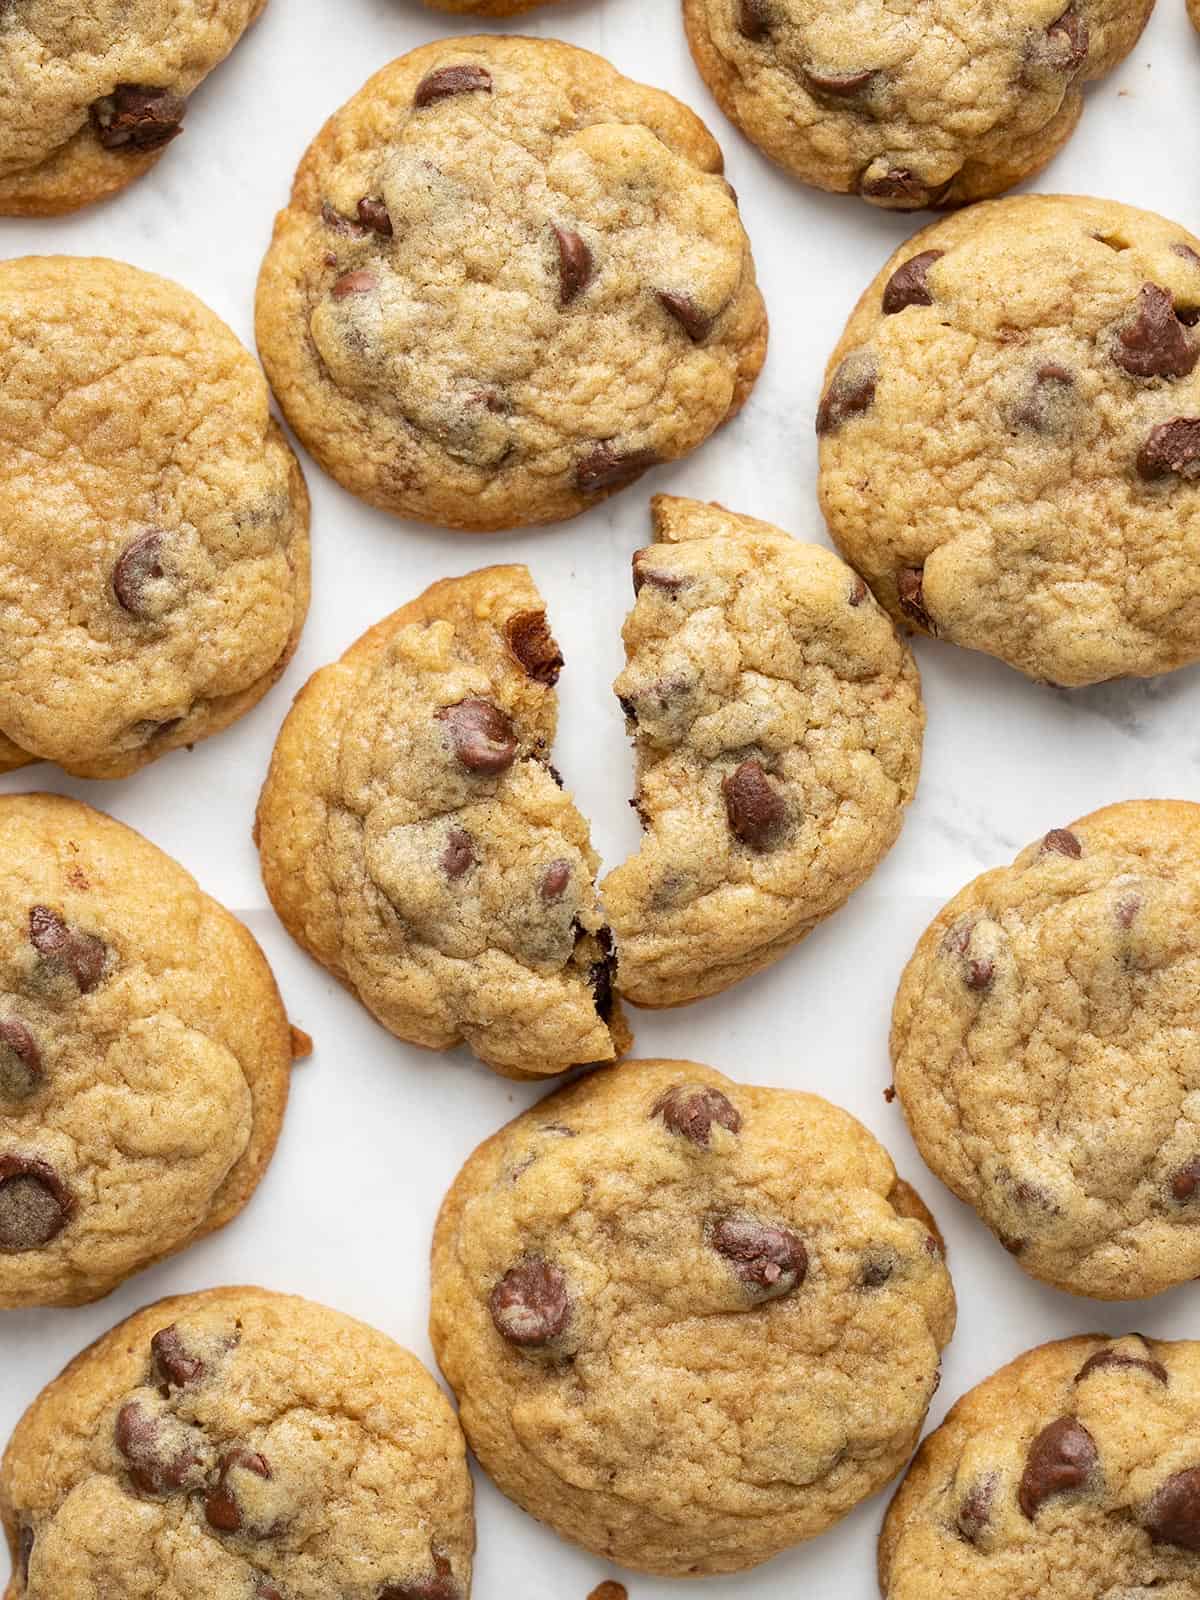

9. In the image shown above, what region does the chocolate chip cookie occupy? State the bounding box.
[255,36,767,531]
[881,1333,1200,1600]
[0,794,296,1309]
[1,1286,474,1599]
[431,1059,955,1576]
[683,1,1151,210]
[893,800,1200,1300]
[0,256,310,780]
[256,566,628,1081]
[818,195,1200,686]
[604,495,924,1007]
[0,1,266,215]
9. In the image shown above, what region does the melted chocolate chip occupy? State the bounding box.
[114,1399,203,1496]
[1013,363,1076,431]
[631,549,687,596]
[657,291,713,342]
[91,85,186,150]
[801,66,878,98]
[332,269,377,301]
[816,351,877,434]
[860,165,951,208]
[379,1555,459,1600]
[882,250,944,315]
[112,530,166,615]
[1115,891,1141,929]
[1171,1156,1200,1201]
[1045,5,1089,72]
[356,196,393,236]
[0,1157,71,1251]
[956,1474,997,1544]
[653,1084,742,1146]
[722,760,786,849]
[1137,417,1200,481]
[29,906,106,992]
[414,65,493,107]
[964,956,994,992]
[540,860,571,902]
[442,828,475,880]
[737,0,772,38]
[0,1019,42,1100]
[588,943,616,1022]
[861,1258,893,1288]
[897,566,935,633]
[712,1216,807,1299]
[1144,1467,1200,1550]
[575,443,659,494]
[1075,1347,1168,1385]
[150,1324,206,1391]
[205,1449,273,1535]
[437,700,517,774]
[1018,1417,1097,1518]
[490,1258,570,1346]
[504,610,563,685]
[321,201,368,238]
[1114,284,1198,380]
[1041,828,1082,859]
[553,226,593,305]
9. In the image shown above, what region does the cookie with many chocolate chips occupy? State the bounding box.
[880,1334,1200,1599]
[818,195,1200,687]
[604,496,924,1006]
[0,1287,473,1599]
[892,800,1200,1299]
[256,566,629,1080]
[431,1059,955,1575]
[0,795,296,1309]
[683,0,1150,209]
[0,256,309,780]
[255,36,766,531]
[0,1,266,215]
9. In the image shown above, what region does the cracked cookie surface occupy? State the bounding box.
[683,0,1150,209]
[605,495,923,1007]
[881,1334,1200,1600]
[893,800,1200,1299]
[0,0,266,215]
[0,256,310,780]
[818,195,1200,687]
[430,1059,955,1576]
[256,565,628,1080]
[0,795,292,1309]
[0,1286,473,1600]
[255,35,766,531]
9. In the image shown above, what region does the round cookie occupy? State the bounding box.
[683,0,1151,210]
[431,1059,956,1576]
[0,1,266,216]
[892,800,1200,1300]
[1192,0,1200,31]
[423,0,560,12]
[604,495,924,1007]
[880,1333,1200,1600]
[0,256,310,781]
[256,566,628,1081]
[255,36,767,531]
[818,195,1200,687]
[0,794,297,1309]
[0,1286,474,1600]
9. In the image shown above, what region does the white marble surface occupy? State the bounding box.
[3,1,1200,1595]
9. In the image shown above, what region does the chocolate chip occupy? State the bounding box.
[379,1555,459,1600]
[0,1157,72,1251]
[631,549,688,595]
[882,250,944,315]
[618,694,638,723]
[1115,891,1141,929]
[205,1449,273,1535]
[150,1324,206,1392]
[736,0,771,38]
[490,1258,570,1346]
[965,956,994,992]
[712,1216,806,1299]
[442,828,475,880]
[503,610,563,685]
[1114,284,1198,380]
[321,201,368,238]
[332,269,378,300]
[17,1523,33,1582]
[816,351,877,434]
[256,1586,284,1600]
[861,1258,893,1288]
[657,291,713,342]
[897,566,935,633]
[587,943,616,1022]
[540,861,571,902]
[723,760,786,849]
[956,1474,998,1544]
[1041,828,1082,859]
[1013,363,1076,430]
[29,906,106,993]
[90,85,186,150]
[1171,1156,1200,1201]
[1143,1467,1200,1550]
[802,66,878,97]
[1018,1417,1097,1518]
[1137,417,1200,481]
[553,225,593,305]
[114,1399,204,1496]
[353,196,393,237]
[0,1019,41,1100]
[112,530,166,615]
[1045,5,1089,72]
[859,164,951,208]
[1075,1347,1168,1385]
[414,65,493,107]
[437,700,517,774]
[653,1084,742,1146]
[849,574,869,606]
[575,443,659,494]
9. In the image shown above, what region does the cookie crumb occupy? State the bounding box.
[588,1582,628,1600]
[289,1026,313,1061]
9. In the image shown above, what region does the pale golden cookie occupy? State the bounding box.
[605,496,924,1007]
[0,794,295,1309]
[683,1,1151,210]
[818,195,1200,686]
[0,1286,474,1600]
[255,36,766,531]
[431,1059,955,1576]
[256,566,628,1081]
[893,800,1200,1300]
[423,0,560,12]
[0,1,266,216]
[880,1334,1200,1600]
[0,256,310,781]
